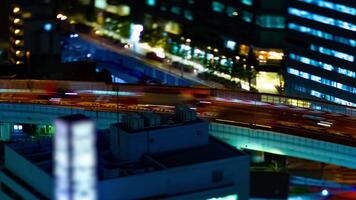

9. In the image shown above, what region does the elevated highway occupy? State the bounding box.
[0,79,355,168]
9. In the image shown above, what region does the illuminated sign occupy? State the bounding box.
[55,115,97,200]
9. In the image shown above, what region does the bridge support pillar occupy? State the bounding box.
[0,123,11,141]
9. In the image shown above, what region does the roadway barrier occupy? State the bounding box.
[0,102,354,168]
[0,79,354,116]
[209,122,356,169]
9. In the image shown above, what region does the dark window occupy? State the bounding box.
[212,170,223,183]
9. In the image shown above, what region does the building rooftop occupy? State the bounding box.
[150,137,243,168]
[6,134,245,180]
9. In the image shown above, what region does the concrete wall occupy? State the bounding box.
[147,121,209,153]
[98,156,249,200]
[3,146,53,199]
[0,103,120,129]
[116,120,209,161]
[209,122,356,169]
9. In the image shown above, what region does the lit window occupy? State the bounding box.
[95,0,107,9]
[171,6,181,15]
[226,40,236,50]
[242,11,253,23]
[288,67,356,93]
[310,44,354,62]
[13,18,21,24]
[288,7,356,32]
[288,23,356,47]
[184,10,193,20]
[226,6,238,17]
[256,15,285,29]
[241,0,253,6]
[146,0,155,6]
[310,90,356,107]
[294,85,307,93]
[296,0,356,16]
[13,7,20,14]
[44,23,53,31]
[311,75,321,82]
[212,1,224,13]
[311,90,322,98]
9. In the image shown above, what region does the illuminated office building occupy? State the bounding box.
[286,0,356,107]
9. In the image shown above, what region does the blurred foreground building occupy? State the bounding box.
[0,108,250,199]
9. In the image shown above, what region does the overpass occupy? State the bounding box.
[0,80,355,168]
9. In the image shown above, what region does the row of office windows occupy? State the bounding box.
[293,85,356,107]
[212,1,285,28]
[310,44,354,62]
[287,67,356,94]
[288,23,356,47]
[288,7,356,32]
[211,1,248,20]
[256,15,285,29]
[289,53,356,78]
[146,0,194,20]
[296,0,356,16]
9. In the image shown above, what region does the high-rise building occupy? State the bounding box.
[8,0,60,66]
[285,0,356,107]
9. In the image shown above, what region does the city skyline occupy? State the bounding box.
[0,0,355,199]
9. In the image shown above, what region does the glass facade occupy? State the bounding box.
[310,44,354,62]
[287,67,356,94]
[293,85,356,107]
[289,53,355,78]
[256,15,285,29]
[287,0,355,106]
[288,7,356,32]
[295,0,356,16]
[288,23,356,47]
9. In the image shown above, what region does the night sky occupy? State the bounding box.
[0,0,9,41]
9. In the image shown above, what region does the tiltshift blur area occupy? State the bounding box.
[0,0,355,200]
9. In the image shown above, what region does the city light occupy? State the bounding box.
[321,189,329,196]
[57,13,68,21]
[44,23,53,31]
[69,33,79,38]
[1,1,355,199]
[129,24,143,43]
[13,18,21,24]
[13,7,20,13]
